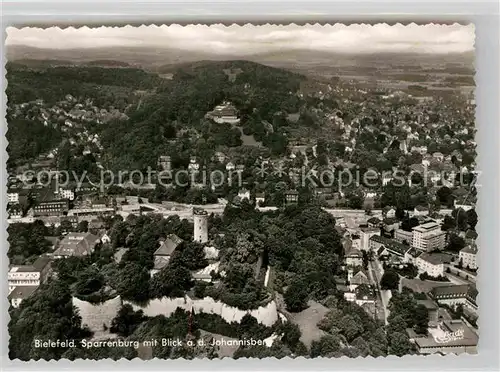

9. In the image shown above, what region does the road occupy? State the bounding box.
[368,257,391,325]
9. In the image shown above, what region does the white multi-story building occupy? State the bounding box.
[415,252,444,277]
[8,256,52,292]
[7,190,19,204]
[459,245,478,270]
[359,227,380,251]
[57,188,75,201]
[412,222,446,251]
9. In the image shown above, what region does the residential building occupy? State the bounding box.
[459,244,478,270]
[359,227,380,251]
[370,235,411,259]
[157,155,172,171]
[366,217,381,228]
[347,267,370,290]
[413,205,429,216]
[53,232,100,258]
[411,320,478,354]
[394,229,413,245]
[33,199,69,217]
[345,247,363,267]
[383,206,396,219]
[415,252,445,277]
[412,222,446,251]
[238,188,251,201]
[8,256,52,292]
[285,190,299,204]
[7,189,19,204]
[404,247,422,264]
[344,283,376,306]
[56,188,75,201]
[255,192,265,206]
[151,234,183,275]
[8,286,39,308]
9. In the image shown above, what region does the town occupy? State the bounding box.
[6,25,478,360]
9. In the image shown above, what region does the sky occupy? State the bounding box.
[6,23,475,55]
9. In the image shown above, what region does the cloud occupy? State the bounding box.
[6,23,475,54]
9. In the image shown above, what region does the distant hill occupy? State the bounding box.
[7,44,475,73]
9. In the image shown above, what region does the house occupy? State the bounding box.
[367,217,381,228]
[255,192,265,206]
[414,205,429,216]
[100,231,111,245]
[157,155,172,171]
[382,206,396,219]
[151,234,183,275]
[56,188,75,201]
[411,320,478,354]
[416,252,445,277]
[394,229,413,245]
[347,267,370,290]
[432,152,444,162]
[353,284,376,306]
[382,175,394,186]
[285,190,299,204]
[453,199,474,212]
[382,217,399,232]
[345,247,363,267]
[412,222,446,251]
[359,227,380,251]
[370,235,411,260]
[53,232,100,258]
[8,286,39,308]
[8,256,52,292]
[237,188,251,201]
[459,244,477,270]
[188,157,200,172]
[404,247,422,264]
[7,189,19,204]
[8,204,23,219]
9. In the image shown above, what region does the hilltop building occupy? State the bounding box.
[205,101,240,124]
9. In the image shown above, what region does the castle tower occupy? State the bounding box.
[193,208,209,243]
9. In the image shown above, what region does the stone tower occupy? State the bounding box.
[193,208,209,243]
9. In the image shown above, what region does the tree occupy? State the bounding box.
[116,262,151,302]
[284,277,309,312]
[388,332,412,356]
[110,304,145,337]
[413,304,429,335]
[77,220,89,233]
[74,266,105,296]
[380,270,400,290]
[310,334,342,357]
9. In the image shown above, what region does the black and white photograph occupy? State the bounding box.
[5,23,478,360]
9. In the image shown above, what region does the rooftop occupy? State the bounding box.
[418,252,446,266]
[370,235,411,256]
[430,284,470,299]
[154,234,183,256]
[414,320,478,349]
[8,285,39,300]
[413,221,440,233]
